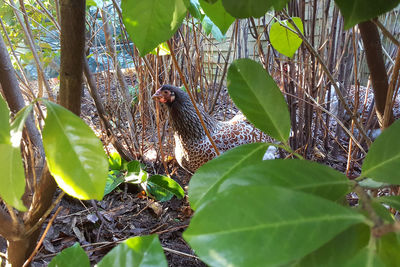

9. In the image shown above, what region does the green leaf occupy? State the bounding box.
[294,224,370,267]
[49,243,90,267]
[358,178,390,189]
[187,0,202,19]
[126,168,148,184]
[334,0,400,29]
[188,142,270,210]
[108,152,122,170]
[377,232,400,267]
[343,246,385,267]
[184,186,366,267]
[270,17,303,58]
[97,235,168,267]
[201,15,225,41]
[227,58,290,142]
[86,0,103,8]
[10,104,34,145]
[218,159,351,202]
[376,195,400,211]
[147,175,185,201]
[121,0,188,56]
[0,144,26,211]
[42,100,108,200]
[127,160,141,173]
[221,0,288,18]
[104,173,124,196]
[200,0,235,35]
[0,95,11,144]
[149,42,171,55]
[361,120,400,185]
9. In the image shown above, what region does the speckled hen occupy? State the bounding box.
[152,85,271,173]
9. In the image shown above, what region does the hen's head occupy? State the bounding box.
[152,85,186,106]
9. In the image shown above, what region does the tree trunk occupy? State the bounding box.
[359,20,394,128]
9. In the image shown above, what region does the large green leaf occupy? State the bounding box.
[97,235,168,267]
[0,97,29,211]
[270,17,303,58]
[221,0,288,18]
[147,175,185,201]
[188,142,270,210]
[200,0,235,35]
[49,243,90,267]
[187,0,203,19]
[294,224,370,267]
[121,0,188,56]
[0,144,26,211]
[0,95,11,144]
[218,159,351,202]
[361,119,400,185]
[377,232,400,267]
[227,58,290,142]
[42,100,108,200]
[201,15,225,42]
[334,0,400,29]
[343,247,385,267]
[184,186,366,267]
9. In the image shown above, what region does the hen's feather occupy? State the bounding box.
[153,85,271,172]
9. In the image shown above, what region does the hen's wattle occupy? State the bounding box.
[153,85,270,172]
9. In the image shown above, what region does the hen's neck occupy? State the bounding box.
[168,99,218,141]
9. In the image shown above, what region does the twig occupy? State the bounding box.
[23,206,62,267]
[383,46,400,129]
[24,191,65,237]
[163,247,200,260]
[281,11,371,146]
[373,19,400,47]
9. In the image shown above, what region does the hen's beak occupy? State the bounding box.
[152,89,162,100]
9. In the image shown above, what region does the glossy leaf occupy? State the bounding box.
[49,243,90,267]
[184,186,366,267]
[0,144,26,211]
[121,0,188,56]
[200,0,235,34]
[376,195,400,211]
[42,100,108,200]
[377,232,400,267]
[0,95,11,144]
[104,172,124,196]
[187,0,202,19]
[343,247,385,267]
[358,178,390,189]
[0,97,28,211]
[270,17,303,58]
[201,16,225,42]
[188,142,270,210]
[295,224,370,267]
[127,160,141,173]
[227,59,290,142]
[149,42,171,55]
[361,119,400,185]
[97,235,168,267]
[222,0,270,18]
[126,169,148,184]
[218,159,351,202]
[10,104,34,147]
[108,152,122,170]
[334,0,400,29]
[147,175,185,201]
